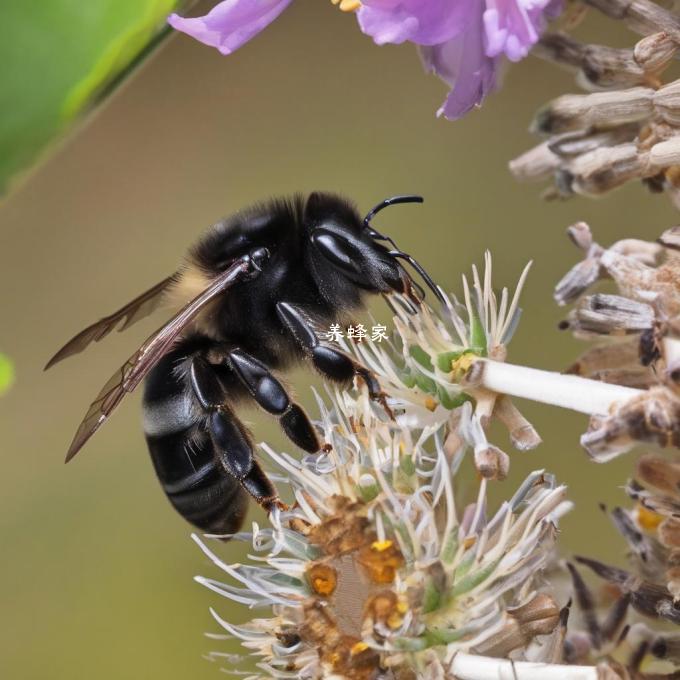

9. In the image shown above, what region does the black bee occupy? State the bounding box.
[46,193,443,535]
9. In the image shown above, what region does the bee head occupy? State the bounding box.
[308,193,444,306]
[362,195,445,304]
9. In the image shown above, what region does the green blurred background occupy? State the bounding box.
[1,2,677,678]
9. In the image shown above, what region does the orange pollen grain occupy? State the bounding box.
[358,540,404,584]
[387,612,404,629]
[636,503,664,532]
[371,539,393,552]
[331,0,361,11]
[351,641,369,655]
[463,536,477,549]
[308,563,338,597]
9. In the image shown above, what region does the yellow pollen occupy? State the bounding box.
[331,0,361,11]
[424,396,438,411]
[371,539,393,552]
[636,503,663,532]
[451,353,476,378]
[463,536,477,549]
[396,600,408,614]
[358,540,404,583]
[351,641,369,655]
[387,611,404,629]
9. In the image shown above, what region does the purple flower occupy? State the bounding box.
[360,0,561,119]
[356,1,470,46]
[168,0,561,119]
[168,0,293,56]
[484,0,561,61]
[420,1,498,120]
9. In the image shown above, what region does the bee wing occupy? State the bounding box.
[64,259,251,462]
[45,275,178,370]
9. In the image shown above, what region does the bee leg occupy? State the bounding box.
[226,349,322,454]
[241,459,286,513]
[189,355,282,511]
[276,302,395,419]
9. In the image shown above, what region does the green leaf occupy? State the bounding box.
[357,479,379,502]
[0,0,181,194]
[436,384,470,410]
[414,372,437,395]
[401,371,417,389]
[422,627,467,646]
[0,353,15,396]
[393,636,428,652]
[422,577,442,613]
[468,311,487,356]
[450,559,500,599]
[400,453,416,477]
[395,627,467,653]
[409,345,434,371]
[452,550,475,581]
[435,349,464,372]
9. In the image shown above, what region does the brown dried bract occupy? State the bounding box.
[356,540,405,584]
[300,600,381,680]
[307,496,372,556]
[472,592,561,657]
[511,0,680,210]
[582,386,680,461]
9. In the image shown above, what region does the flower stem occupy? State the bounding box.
[467,360,643,416]
[450,652,597,679]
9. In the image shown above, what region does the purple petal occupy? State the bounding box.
[420,0,498,119]
[168,0,294,55]
[357,0,471,46]
[483,0,560,61]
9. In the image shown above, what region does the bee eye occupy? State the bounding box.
[311,229,363,277]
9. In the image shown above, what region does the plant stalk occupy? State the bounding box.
[467,360,643,417]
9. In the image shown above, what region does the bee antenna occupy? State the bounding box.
[363,195,424,229]
[388,249,446,305]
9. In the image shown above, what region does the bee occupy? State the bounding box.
[46,193,443,535]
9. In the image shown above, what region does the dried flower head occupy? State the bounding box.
[510,0,680,208]
[554,220,680,461]
[522,213,680,676]
[192,260,574,678]
[563,555,680,676]
[554,478,680,676]
[347,252,543,472]
[622,453,680,601]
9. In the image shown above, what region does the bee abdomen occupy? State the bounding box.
[142,350,248,535]
[145,426,249,535]
[142,390,198,438]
